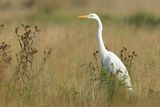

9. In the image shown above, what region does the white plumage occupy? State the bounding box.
[79,13,132,91]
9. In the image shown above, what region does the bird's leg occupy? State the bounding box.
[110,70,117,79]
[110,63,116,78]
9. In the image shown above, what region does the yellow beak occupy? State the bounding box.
[78,15,88,19]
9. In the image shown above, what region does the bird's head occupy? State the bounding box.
[78,13,99,20]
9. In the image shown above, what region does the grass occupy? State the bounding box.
[1,0,160,106]
[124,12,160,27]
[27,11,77,24]
[0,21,159,107]
[0,6,160,106]
[24,11,160,28]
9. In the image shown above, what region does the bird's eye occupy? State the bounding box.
[90,15,93,17]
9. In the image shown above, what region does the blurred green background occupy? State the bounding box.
[1,0,160,25]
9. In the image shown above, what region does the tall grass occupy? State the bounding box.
[0,24,52,106]
[0,22,159,107]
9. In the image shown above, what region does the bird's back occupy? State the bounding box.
[102,51,126,73]
[102,51,132,91]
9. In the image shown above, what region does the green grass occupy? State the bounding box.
[124,12,160,27]
[27,11,76,24]
[26,11,160,28]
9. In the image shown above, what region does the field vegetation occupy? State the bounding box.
[0,0,160,107]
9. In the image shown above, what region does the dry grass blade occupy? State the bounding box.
[31,48,52,80]
[0,42,12,83]
[0,24,5,34]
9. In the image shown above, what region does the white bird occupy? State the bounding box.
[78,13,132,91]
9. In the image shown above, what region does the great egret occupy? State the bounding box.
[78,13,132,91]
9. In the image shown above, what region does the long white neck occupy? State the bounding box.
[96,17,108,59]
